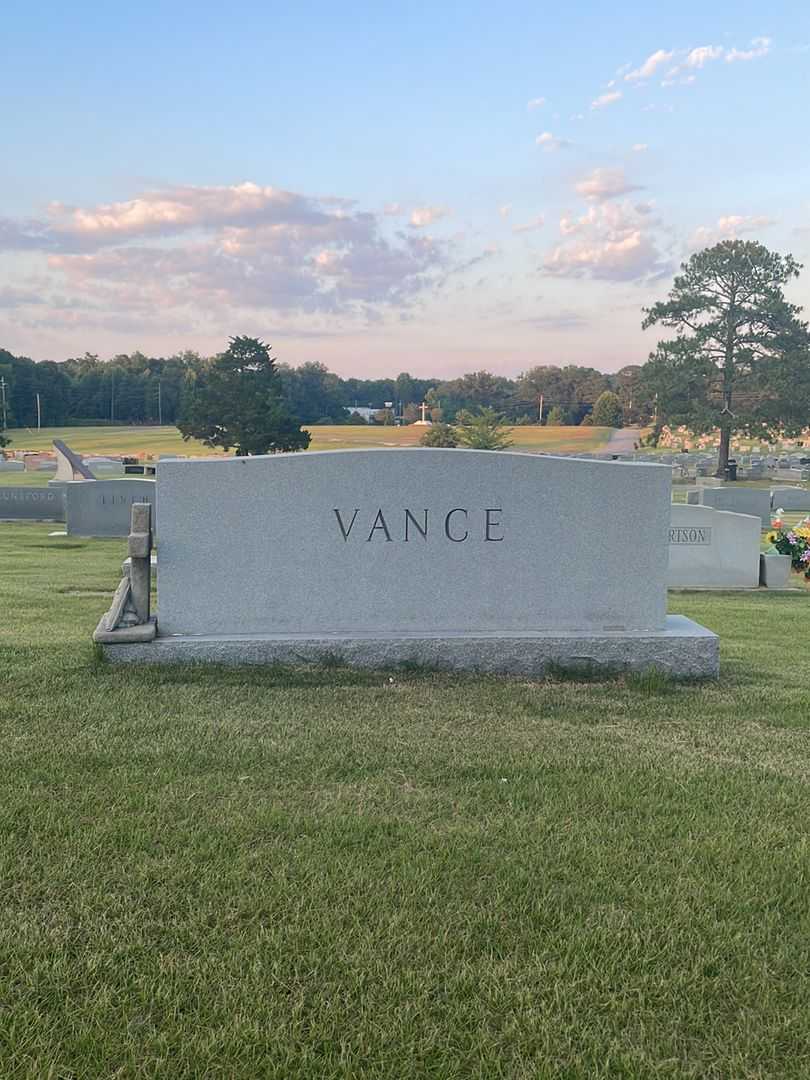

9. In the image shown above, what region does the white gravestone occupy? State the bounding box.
[97,450,718,676]
[668,503,760,589]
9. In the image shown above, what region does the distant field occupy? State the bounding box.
[2,425,228,458]
[2,423,613,459]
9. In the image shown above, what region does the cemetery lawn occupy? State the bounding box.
[2,422,612,460]
[4,524,810,1078]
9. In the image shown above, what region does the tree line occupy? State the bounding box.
[0,346,641,433]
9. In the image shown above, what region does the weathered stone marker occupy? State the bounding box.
[95,449,719,676]
[94,503,156,643]
[0,487,65,521]
[53,439,96,482]
[66,478,156,537]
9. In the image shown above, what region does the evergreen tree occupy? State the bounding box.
[591,391,624,428]
[178,337,310,455]
[642,241,810,475]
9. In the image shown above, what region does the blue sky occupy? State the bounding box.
[1,0,808,375]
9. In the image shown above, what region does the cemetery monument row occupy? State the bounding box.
[95,449,719,677]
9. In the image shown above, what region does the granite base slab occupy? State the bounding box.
[100,615,719,678]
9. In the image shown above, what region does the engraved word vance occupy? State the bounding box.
[333,507,504,543]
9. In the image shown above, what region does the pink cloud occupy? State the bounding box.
[545,201,670,282]
[575,167,640,202]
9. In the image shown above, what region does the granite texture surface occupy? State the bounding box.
[759,553,792,589]
[0,486,65,521]
[101,615,718,678]
[668,503,760,589]
[695,486,771,528]
[156,449,672,637]
[770,486,810,512]
[66,478,156,538]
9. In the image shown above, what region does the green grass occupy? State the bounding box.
[0,470,55,487]
[3,523,810,1076]
[3,422,613,460]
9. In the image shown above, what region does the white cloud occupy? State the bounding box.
[690,214,777,247]
[624,49,674,81]
[685,44,723,68]
[536,131,569,151]
[726,36,771,62]
[631,143,648,152]
[591,90,622,109]
[46,182,330,243]
[409,206,449,228]
[383,202,404,216]
[575,167,640,202]
[498,204,512,219]
[545,201,670,282]
[512,215,545,234]
[527,97,546,109]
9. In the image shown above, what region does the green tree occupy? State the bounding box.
[278,360,347,424]
[545,406,567,426]
[591,391,624,428]
[178,336,310,456]
[454,408,513,450]
[642,240,810,475]
[419,422,458,447]
[428,371,514,422]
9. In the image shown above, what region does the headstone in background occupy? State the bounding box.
[769,486,810,511]
[84,457,126,476]
[668,503,760,588]
[774,467,810,483]
[0,460,25,472]
[0,487,65,521]
[65,479,156,537]
[53,439,96,482]
[693,486,771,529]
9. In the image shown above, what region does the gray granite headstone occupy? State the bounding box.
[157,449,673,637]
[694,486,771,529]
[0,486,65,521]
[770,486,810,512]
[65,479,156,537]
[668,503,760,588]
[94,450,719,677]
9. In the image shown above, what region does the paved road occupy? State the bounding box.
[604,427,642,455]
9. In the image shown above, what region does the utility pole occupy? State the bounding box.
[36,392,41,430]
[158,379,163,425]
[538,394,544,425]
[111,370,115,424]
[0,376,7,431]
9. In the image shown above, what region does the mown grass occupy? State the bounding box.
[3,422,613,460]
[3,523,810,1077]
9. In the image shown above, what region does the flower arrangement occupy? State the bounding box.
[766,511,810,579]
